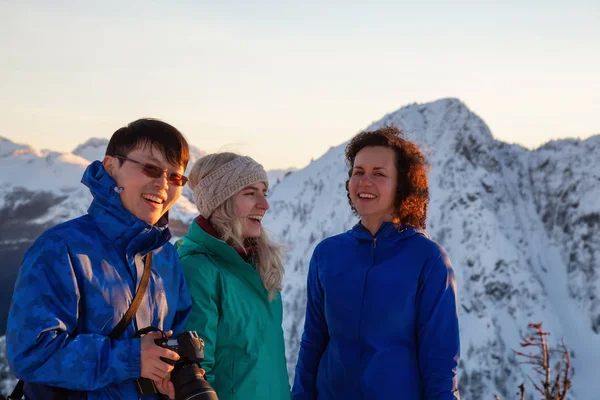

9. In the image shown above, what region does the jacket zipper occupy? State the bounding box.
[358,237,377,399]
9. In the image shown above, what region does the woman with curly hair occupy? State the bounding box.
[177,152,290,400]
[292,126,460,400]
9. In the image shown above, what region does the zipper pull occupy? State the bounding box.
[373,238,377,248]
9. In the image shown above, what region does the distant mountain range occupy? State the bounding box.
[1,98,598,398]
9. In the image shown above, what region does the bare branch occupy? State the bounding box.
[512,322,573,400]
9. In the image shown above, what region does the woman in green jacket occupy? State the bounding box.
[177,152,290,400]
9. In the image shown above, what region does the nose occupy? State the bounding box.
[153,173,169,191]
[257,194,270,211]
[358,174,372,186]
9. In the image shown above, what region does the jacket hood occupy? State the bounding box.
[82,160,171,255]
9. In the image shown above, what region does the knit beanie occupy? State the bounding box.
[192,156,268,218]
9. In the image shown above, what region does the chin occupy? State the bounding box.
[136,213,161,225]
[355,208,371,217]
[243,230,262,239]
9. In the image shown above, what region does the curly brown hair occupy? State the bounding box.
[345,126,429,229]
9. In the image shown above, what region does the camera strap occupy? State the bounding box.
[109,252,153,339]
[6,252,154,400]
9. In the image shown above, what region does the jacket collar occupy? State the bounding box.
[348,221,426,244]
[195,215,257,261]
[179,219,249,265]
[178,220,267,298]
[195,215,219,238]
[83,160,171,256]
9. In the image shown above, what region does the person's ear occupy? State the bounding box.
[102,156,117,177]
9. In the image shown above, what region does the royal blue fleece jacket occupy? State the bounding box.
[293,222,460,400]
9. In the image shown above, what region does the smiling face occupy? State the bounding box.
[348,145,398,224]
[234,182,269,239]
[102,146,185,225]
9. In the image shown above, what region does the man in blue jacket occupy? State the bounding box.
[6,119,193,399]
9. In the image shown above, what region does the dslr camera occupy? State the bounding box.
[155,331,218,400]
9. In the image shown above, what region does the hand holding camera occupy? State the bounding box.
[140,329,218,400]
[141,330,180,381]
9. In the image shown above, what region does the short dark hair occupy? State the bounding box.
[345,126,429,229]
[106,118,190,169]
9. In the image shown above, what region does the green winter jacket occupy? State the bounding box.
[177,220,291,400]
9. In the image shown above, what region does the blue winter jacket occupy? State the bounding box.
[292,222,460,400]
[6,161,192,400]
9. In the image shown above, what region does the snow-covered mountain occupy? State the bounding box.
[1,98,598,398]
[0,337,16,396]
[263,98,599,399]
[72,138,111,163]
[267,168,298,187]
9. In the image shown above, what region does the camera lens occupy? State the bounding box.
[171,362,218,400]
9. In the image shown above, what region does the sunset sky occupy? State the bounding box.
[1,0,598,169]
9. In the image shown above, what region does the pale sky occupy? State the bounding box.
[1,0,598,169]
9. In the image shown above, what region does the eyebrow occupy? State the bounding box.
[147,155,170,165]
[353,166,388,171]
[140,155,183,173]
[242,185,268,193]
[134,154,162,166]
[146,156,161,164]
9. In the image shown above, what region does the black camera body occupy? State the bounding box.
[155,330,205,366]
[155,331,218,400]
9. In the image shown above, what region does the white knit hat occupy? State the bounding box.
[192,156,268,217]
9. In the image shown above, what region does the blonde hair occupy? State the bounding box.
[189,152,284,300]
